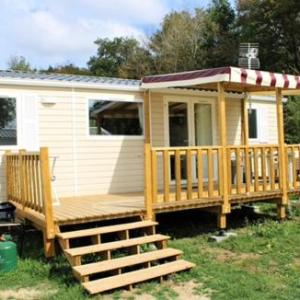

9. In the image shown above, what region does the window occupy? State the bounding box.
[89,100,143,136]
[248,108,257,139]
[0,97,17,146]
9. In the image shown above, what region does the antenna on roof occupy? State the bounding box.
[238,43,260,70]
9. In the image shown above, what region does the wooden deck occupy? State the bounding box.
[54,182,292,225]
[55,193,145,225]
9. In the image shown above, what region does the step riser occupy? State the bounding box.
[71,239,169,266]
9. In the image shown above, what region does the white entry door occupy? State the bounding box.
[165,96,216,181]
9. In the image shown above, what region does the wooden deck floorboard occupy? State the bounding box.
[52,182,298,225]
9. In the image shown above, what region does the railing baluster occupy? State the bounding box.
[253,147,259,192]
[197,149,203,198]
[269,147,275,190]
[28,156,34,209]
[217,148,223,196]
[262,147,267,191]
[207,148,214,197]
[36,157,43,212]
[236,148,241,194]
[298,146,300,188]
[151,151,158,203]
[227,148,232,194]
[175,150,181,201]
[292,146,297,189]
[187,149,193,200]
[163,150,170,202]
[244,147,251,193]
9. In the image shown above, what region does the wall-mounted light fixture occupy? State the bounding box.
[40,97,57,105]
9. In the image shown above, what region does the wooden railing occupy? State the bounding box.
[227,145,281,195]
[151,146,223,203]
[146,144,300,215]
[5,148,54,239]
[285,144,300,191]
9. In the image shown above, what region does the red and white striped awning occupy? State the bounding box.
[141,66,300,92]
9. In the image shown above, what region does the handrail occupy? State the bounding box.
[5,147,55,239]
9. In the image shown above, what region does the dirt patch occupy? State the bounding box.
[207,247,260,263]
[99,280,210,300]
[167,280,210,300]
[0,284,57,300]
[293,258,300,268]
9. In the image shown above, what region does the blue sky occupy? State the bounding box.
[0,0,234,70]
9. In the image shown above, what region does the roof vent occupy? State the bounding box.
[238,43,260,70]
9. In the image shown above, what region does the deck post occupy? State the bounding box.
[241,94,249,146]
[144,90,153,220]
[19,149,26,209]
[217,82,230,228]
[275,88,288,219]
[40,147,55,257]
[5,151,11,201]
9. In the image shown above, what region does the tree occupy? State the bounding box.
[149,10,207,73]
[0,99,15,128]
[7,56,32,72]
[201,0,238,68]
[45,63,91,75]
[88,37,152,79]
[237,0,300,73]
[284,96,300,144]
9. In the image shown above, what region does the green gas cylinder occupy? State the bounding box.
[0,234,17,273]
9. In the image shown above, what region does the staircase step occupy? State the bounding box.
[83,260,195,294]
[65,234,170,257]
[73,248,182,277]
[57,221,157,240]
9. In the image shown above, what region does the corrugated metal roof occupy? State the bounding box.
[0,70,141,87]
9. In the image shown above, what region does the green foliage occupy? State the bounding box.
[7,55,32,72]
[0,98,15,128]
[201,0,238,68]
[88,37,152,79]
[237,0,300,73]
[149,10,207,73]
[45,63,91,76]
[284,96,300,143]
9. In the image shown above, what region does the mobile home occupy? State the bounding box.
[1,67,300,293]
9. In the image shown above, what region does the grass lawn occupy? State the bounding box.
[1,201,300,299]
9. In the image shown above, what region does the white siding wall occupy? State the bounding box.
[0,85,279,202]
[39,89,145,197]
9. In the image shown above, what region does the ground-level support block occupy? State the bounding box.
[208,231,237,243]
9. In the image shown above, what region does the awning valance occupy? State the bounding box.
[141,66,300,92]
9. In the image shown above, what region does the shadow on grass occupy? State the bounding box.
[14,228,78,288]
[156,203,278,239]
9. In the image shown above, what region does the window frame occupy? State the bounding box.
[86,96,145,140]
[0,93,22,150]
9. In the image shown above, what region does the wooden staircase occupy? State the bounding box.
[57,220,194,294]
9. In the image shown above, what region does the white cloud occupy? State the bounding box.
[0,0,204,69]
